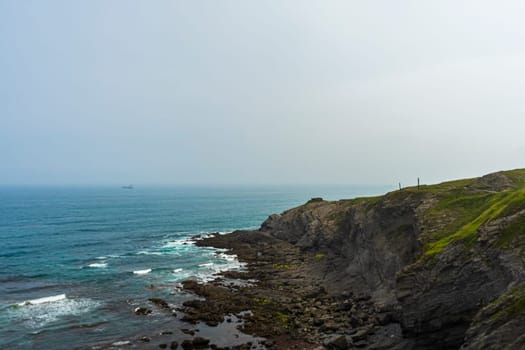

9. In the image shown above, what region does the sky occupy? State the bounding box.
[2,1,525,186]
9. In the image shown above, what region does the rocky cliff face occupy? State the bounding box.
[257,170,525,349]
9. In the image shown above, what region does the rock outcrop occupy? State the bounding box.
[195,169,525,349]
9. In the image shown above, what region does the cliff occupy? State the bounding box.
[193,169,525,349]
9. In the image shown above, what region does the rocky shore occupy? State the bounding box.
[101,169,525,349]
[184,170,525,349]
[186,230,406,350]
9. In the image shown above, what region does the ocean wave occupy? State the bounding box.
[161,238,194,249]
[136,250,162,256]
[133,269,152,275]
[8,294,100,329]
[73,241,102,248]
[77,228,103,233]
[112,341,131,346]
[173,268,183,273]
[0,250,32,258]
[192,256,247,282]
[216,252,237,261]
[198,262,214,268]
[88,263,107,268]
[18,294,67,306]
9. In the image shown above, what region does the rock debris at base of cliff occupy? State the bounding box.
[186,169,525,350]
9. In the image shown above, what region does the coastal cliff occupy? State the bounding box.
[187,169,525,349]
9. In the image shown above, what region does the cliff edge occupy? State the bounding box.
[195,169,525,349]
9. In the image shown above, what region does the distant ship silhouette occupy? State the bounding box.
[121,184,134,189]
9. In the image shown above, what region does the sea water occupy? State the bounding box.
[0,185,390,349]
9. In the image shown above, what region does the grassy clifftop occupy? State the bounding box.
[413,169,525,258]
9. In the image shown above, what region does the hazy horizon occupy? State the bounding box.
[2,1,525,186]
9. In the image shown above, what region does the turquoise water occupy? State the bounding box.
[0,185,390,349]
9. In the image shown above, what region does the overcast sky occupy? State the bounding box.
[2,1,525,186]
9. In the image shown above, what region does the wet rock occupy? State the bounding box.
[192,337,210,348]
[181,339,194,349]
[181,329,196,336]
[159,344,167,349]
[149,297,170,309]
[134,307,152,315]
[170,341,179,349]
[138,336,151,342]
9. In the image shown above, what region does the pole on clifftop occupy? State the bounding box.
[399,182,402,190]
[418,177,420,191]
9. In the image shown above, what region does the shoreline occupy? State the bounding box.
[185,230,400,350]
[95,229,347,349]
[88,170,525,350]
[94,227,403,349]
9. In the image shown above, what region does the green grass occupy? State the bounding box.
[494,294,525,319]
[398,178,475,195]
[498,214,525,248]
[490,284,525,320]
[424,187,525,257]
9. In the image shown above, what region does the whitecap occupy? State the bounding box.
[216,252,237,261]
[198,262,214,268]
[112,340,131,346]
[10,295,100,329]
[133,269,152,275]
[173,268,183,273]
[161,239,194,249]
[137,251,162,256]
[88,263,108,268]
[18,294,67,306]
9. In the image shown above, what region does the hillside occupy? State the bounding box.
[189,169,525,349]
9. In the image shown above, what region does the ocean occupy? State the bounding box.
[0,185,391,349]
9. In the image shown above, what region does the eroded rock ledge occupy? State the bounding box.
[185,170,525,350]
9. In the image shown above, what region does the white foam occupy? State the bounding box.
[198,262,214,268]
[137,250,162,256]
[173,268,183,273]
[88,263,108,268]
[195,273,216,283]
[11,295,100,329]
[133,269,152,275]
[216,252,237,261]
[18,294,67,306]
[161,238,194,249]
[96,256,107,260]
[112,340,131,346]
